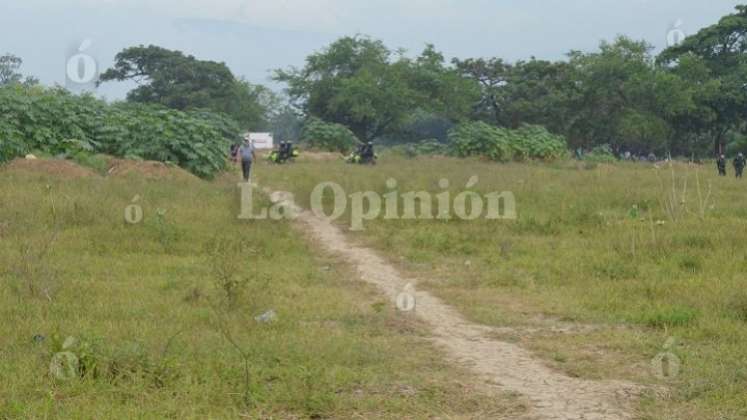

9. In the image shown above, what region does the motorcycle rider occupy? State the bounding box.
[361,142,375,163]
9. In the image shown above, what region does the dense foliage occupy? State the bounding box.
[274,5,747,159]
[582,145,618,163]
[658,5,747,155]
[0,84,237,178]
[449,122,567,161]
[99,45,275,130]
[275,37,478,142]
[300,117,360,152]
[5,5,747,166]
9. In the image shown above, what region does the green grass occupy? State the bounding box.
[261,155,747,420]
[0,164,523,419]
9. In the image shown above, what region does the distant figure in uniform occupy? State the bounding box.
[717,154,727,176]
[734,153,746,179]
[280,141,289,161]
[362,142,375,163]
[238,138,256,182]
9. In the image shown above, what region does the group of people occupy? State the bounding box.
[717,153,746,178]
[232,138,306,182]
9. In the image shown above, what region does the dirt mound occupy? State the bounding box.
[106,159,197,181]
[2,158,99,179]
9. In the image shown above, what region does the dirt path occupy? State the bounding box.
[268,190,641,420]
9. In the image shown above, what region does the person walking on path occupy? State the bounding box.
[238,138,256,182]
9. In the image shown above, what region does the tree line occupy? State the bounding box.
[2,4,746,160]
[275,5,747,158]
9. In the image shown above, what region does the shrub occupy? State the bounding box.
[0,84,238,178]
[583,144,617,163]
[300,117,360,153]
[448,122,567,161]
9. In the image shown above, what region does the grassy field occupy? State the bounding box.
[0,163,525,419]
[261,154,747,420]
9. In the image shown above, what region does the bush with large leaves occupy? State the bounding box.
[449,121,567,161]
[300,118,360,153]
[0,84,238,178]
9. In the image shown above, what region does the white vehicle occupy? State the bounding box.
[244,132,274,150]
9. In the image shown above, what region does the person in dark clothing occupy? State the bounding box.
[361,142,375,163]
[238,139,256,182]
[279,141,288,161]
[734,153,746,179]
[280,141,293,163]
[717,155,727,176]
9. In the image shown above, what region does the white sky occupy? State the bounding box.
[0,0,742,99]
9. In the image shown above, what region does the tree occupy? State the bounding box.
[499,59,577,133]
[454,57,578,133]
[659,5,747,74]
[0,54,22,85]
[375,44,480,145]
[229,79,279,131]
[406,44,480,124]
[452,57,512,125]
[658,5,747,155]
[0,54,38,86]
[275,37,479,142]
[271,105,304,142]
[99,45,271,129]
[300,117,359,152]
[454,39,686,154]
[455,37,702,155]
[274,36,424,141]
[561,37,699,155]
[453,56,576,133]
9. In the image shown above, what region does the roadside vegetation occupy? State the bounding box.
[0,84,240,178]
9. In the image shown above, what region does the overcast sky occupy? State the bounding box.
[0,0,742,99]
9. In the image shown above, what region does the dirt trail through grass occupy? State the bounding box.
[267,189,641,420]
